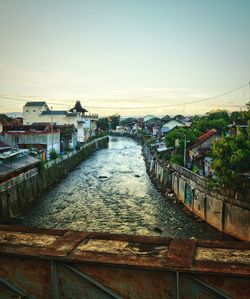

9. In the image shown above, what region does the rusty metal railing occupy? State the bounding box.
[0,225,249,298]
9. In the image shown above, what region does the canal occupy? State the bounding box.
[15,136,230,240]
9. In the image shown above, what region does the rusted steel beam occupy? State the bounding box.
[165,238,196,268]
[0,225,249,277]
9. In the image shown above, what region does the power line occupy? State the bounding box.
[84,83,249,109]
[0,82,249,110]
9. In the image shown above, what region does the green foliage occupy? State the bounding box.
[109,114,120,130]
[173,114,185,121]
[205,109,230,122]
[211,131,250,190]
[164,127,198,149]
[193,165,199,174]
[170,154,183,166]
[38,160,47,172]
[120,117,137,126]
[97,117,109,131]
[49,149,58,160]
[230,111,243,122]
[192,118,229,135]
[161,115,171,122]
[243,101,250,120]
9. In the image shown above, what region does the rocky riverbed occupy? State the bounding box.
[15,136,232,240]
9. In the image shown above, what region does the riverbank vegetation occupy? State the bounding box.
[142,103,250,194]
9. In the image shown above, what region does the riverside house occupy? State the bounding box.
[187,129,219,177]
[23,101,98,142]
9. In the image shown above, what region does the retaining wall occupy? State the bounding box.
[143,145,250,242]
[0,136,109,222]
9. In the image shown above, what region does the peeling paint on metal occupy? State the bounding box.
[196,247,250,264]
[0,230,58,247]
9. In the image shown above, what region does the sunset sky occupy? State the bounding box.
[0,0,249,116]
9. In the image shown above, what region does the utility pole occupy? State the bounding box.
[249,81,250,102]
[51,106,54,151]
[183,135,187,168]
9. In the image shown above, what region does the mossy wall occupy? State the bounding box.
[0,137,109,222]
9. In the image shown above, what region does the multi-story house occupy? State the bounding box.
[23,101,98,142]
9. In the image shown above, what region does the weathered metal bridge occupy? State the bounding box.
[0,225,249,298]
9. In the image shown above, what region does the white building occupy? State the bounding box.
[23,101,98,142]
[161,120,185,134]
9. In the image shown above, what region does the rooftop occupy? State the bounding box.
[144,115,157,122]
[24,101,47,107]
[188,129,218,150]
[0,141,12,149]
[0,114,12,124]
[70,101,88,113]
[41,110,67,116]
[0,155,39,181]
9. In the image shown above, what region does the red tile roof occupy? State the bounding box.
[188,129,218,150]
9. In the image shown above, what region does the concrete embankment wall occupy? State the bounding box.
[144,145,250,242]
[0,136,109,222]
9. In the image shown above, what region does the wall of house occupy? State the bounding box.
[0,136,109,222]
[37,114,78,127]
[23,108,96,141]
[1,132,61,153]
[23,105,49,125]
[143,145,250,242]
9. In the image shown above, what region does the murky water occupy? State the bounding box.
[15,137,231,240]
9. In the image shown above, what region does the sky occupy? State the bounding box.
[0,0,249,117]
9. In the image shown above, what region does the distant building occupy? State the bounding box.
[0,148,39,184]
[143,115,157,123]
[0,114,14,133]
[187,129,219,176]
[23,102,49,125]
[1,124,61,155]
[229,119,249,137]
[23,100,98,142]
[137,118,145,130]
[143,115,161,134]
[0,141,12,153]
[161,120,185,135]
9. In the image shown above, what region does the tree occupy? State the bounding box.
[109,114,120,130]
[243,101,250,120]
[97,117,109,131]
[164,127,198,149]
[120,117,137,126]
[211,132,250,190]
[205,110,230,122]
[210,102,250,191]
[174,114,185,122]
[192,118,229,135]
[230,111,243,122]
[161,115,171,122]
